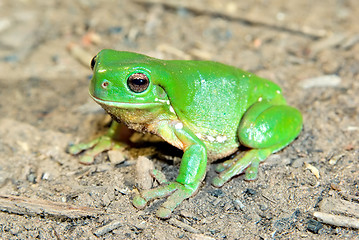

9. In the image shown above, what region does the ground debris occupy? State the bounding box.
[314,211,359,229]
[1,0,359,239]
[307,219,323,234]
[341,34,359,49]
[136,156,154,190]
[108,150,126,165]
[328,153,345,165]
[309,33,347,55]
[318,197,359,219]
[233,199,261,222]
[191,233,216,240]
[169,218,201,234]
[300,75,341,89]
[0,194,103,219]
[304,162,320,179]
[313,197,359,229]
[93,219,122,236]
[134,0,327,38]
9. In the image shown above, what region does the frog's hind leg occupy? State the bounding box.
[212,101,302,187]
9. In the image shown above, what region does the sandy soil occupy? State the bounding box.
[0,0,358,239]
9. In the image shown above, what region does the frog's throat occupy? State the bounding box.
[90,95,164,109]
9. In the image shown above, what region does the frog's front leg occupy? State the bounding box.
[212,101,302,187]
[133,121,207,219]
[68,121,126,164]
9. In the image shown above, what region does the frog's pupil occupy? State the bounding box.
[133,78,146,85]
[127,73,149,93]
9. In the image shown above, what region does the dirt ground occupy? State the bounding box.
[0,0,358,239]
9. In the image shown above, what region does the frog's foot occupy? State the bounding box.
[212,149,271,187]
[67,135,125,164]
[133,182,198,219]
[213,102,302,187]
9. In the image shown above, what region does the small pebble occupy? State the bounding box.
[191,233,216,240]
[328,154,344,165]
[307,219,323,234]
[259,203,268,211]
[108,150,126,165]
[27,170,37,184]
[134,221,147,230]
[233,199,246,211]
[305,162,320,179]
[244,188,257,196]
[180,210,196,219]
[209,189,224,197]
[108,26,123,34]
[4,55,19,62]
[301,75,341,89]
[0,18,11,33]
[41,172,50,180]
[95,163,112,173]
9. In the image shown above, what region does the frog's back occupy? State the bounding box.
[160,60,283,159]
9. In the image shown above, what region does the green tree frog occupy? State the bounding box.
[69,49,302,219]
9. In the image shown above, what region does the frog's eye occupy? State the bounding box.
[127,73,150,93]
[90,55,97,70]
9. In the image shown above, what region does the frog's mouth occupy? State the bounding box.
[90,94,164,109]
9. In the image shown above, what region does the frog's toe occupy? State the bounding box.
[67,138,100,155]
[155,185,192,219]
[132,182,197,219]
[66,144,79,155]
[156,207,172,219]
[244,163,259,181]
[79,155,96,165]
[215,162,229,173]
[212,149,270,187]
[67,143,88,155]
[215,158,236,173]
[75,137,112,164]
[70,135,127,165]
[132,195,147,209]
[211,176,227,188]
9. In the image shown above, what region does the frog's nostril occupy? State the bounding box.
[101,80,109,89]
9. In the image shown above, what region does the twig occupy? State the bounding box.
[93,220,122,236]
[261,193,277,204]
[314,211,359,229]
[134,0,326,39]
[0,194,103,219]
[319,198,359,219]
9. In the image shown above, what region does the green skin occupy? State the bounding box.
[68,49,303,219]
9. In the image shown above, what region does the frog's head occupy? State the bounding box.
[89,49,171,124]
